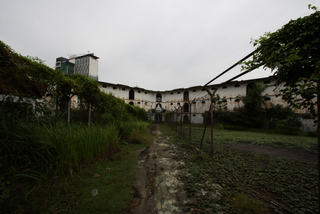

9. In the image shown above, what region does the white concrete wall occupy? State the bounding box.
[98,77,315,130]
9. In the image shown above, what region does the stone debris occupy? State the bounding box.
[93,173,100,178]
[91,189,98,197]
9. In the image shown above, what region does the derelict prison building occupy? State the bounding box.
[55,54,315,132]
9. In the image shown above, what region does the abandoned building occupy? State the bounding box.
[98,76,315,131]
[54,54,315,131]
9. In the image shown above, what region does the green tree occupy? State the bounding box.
[238,84,268,128]
[240,84,267,112]
[0,40,58,98]
[242,6,320,211]
[243,8,320,117]
[0,40,61,119]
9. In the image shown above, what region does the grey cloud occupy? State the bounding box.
[0,0,317,91]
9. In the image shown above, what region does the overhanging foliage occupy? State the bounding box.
[243,9,320,116]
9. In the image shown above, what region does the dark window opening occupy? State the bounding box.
[145,92,148,94]
[102,85,107,88]
[183,103,189,113]
[177,91,180,94]
[122,88,125,91]
[170,103,173,105]
[129,89,135,100]
[129,101,134,106]
[264,97,271,101]
[246,83,255,95]
[138,91,141,93]
[113,87,117,90]
[193,89,197,92]
[222,86,227,89]
[155,114,162,123]
[183,91,189,101]
[202,100,205,103]
[264,80,271,84]
[212,87,216,90]
[234,84,240,88]
[156,93,162,102]
[138,102,140,104]
[171,92,173,95]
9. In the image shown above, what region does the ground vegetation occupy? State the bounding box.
[162,123,317,213]
[0,41,152,213]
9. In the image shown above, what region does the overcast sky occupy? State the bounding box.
[1,0,318,91]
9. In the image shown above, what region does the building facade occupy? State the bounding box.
[98,76,316,131]
[54,54,315,131]
[56,53,99,80]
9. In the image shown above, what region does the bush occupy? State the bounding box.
[118,121,152,144]
[266,104,301,133]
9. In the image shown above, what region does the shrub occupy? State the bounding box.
[118,121,152,144]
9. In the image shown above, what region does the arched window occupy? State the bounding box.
[183,91,189,101]
[183,103,189,113]
[129,101,134,106]
[129,90,134,100]
[156,93,162,102]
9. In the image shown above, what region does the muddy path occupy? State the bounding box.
[131,125,188,214]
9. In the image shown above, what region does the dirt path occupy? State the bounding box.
[131,125,188,214]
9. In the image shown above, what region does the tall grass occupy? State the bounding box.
[1,115,153,213]
[118,120,152,144]
[0,118,119,183]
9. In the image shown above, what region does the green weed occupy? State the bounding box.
[0,120,153,214]
[161,123,318,214]
[232,193,269,214]
[119,121,152,145]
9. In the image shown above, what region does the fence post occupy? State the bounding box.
[210,94,214,157]
[179,104,182,135]
[189,99,195,143]
[204,87,214,157]
[174,107,178,132]
[88,103,91,126]
[67,98,71,123]
[200,104,211,149]
[189,101,191,142]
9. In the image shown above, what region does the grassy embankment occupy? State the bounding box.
[161,124,318,214]
[0,119,153,213]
